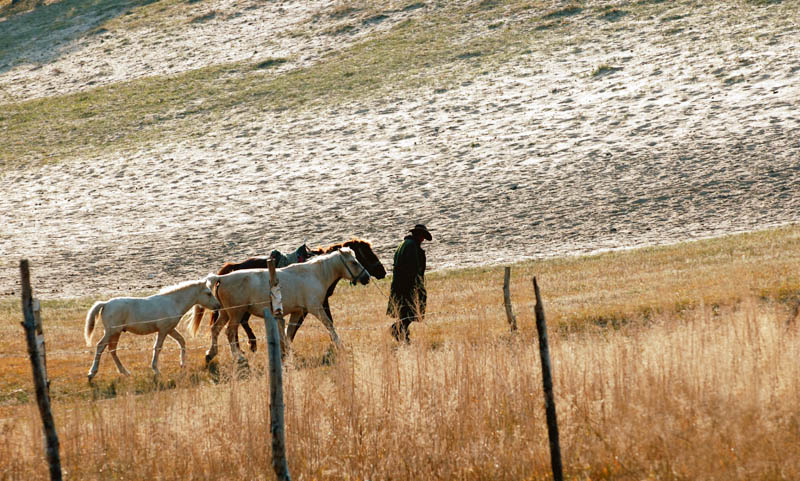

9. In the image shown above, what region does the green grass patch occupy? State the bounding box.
[599,8,628,21]
[253,57,289,70]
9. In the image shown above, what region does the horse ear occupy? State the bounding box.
[205,274,218,290]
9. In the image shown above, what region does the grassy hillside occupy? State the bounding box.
[2,0,796,167]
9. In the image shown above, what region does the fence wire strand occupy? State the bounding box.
[0,302,534,358]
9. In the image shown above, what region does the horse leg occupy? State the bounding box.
[287,312,306,342]
[240,313,258,352]
[312,307,342,348]
[87,330,114,381]
[287,299,329,342]
[206,309,228,366]
[107,332,130,376]
[168,329,187,368]
[275,313,291,359]
[286,312,304,343]
[151,330,168,376]
[226,312,248,365]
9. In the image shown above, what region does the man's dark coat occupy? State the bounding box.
[387,235,427,320]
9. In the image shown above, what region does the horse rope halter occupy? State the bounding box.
[338,251,368,285]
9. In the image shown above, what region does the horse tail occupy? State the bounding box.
[190,305,205,337]
[84,301,106,346]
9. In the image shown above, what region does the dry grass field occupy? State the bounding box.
[2,0,799,478]
[2,225,799,480]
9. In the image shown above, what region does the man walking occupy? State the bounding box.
[387,224,432,342]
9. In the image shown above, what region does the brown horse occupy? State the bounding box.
[193,238,386,357]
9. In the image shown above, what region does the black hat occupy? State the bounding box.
[410,224,432,241]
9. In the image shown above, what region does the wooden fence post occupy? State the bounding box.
[20,260,63,481]
[33,298,50,391]
[532,277,563,481]
[503,267,518,332]
[264,258,291,481]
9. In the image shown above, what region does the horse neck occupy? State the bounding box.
[318,253,348,286]
[162,282,204,311]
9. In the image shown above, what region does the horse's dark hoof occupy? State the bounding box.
[207,361,220,382]
[204,354,215,367]
[249,341,257,353]
[321,345,337,366]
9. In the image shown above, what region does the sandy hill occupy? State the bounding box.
[0,0,798,298]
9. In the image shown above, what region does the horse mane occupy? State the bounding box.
[312,238,373,255]
[158,278,204,295]
[304,246,354,264]
[300,247,354,283]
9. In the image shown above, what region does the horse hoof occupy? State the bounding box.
[249,342,257,353]
[207,360,220,381]
[204,354,214,366]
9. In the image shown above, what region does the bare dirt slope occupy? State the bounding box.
[1,0,799,298]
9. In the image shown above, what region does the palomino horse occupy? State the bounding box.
[191,248,369,366]
[84,276,221,380]
[194,238,386,352]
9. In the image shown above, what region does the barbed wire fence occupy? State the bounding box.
[1,277,537,358]
[9,259,565,481]
[0,306,537,359]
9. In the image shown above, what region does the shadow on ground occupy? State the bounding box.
[0,0,156,75]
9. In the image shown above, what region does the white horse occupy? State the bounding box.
[84,275,221,381]
[191,247,369,365]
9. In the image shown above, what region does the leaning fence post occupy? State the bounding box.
[20,260,63,481]
[33,298,50,391]
[503,267,518,332]
[532,277,563,481]
[264,257,291,481]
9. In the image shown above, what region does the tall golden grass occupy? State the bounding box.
[2,225,799,480]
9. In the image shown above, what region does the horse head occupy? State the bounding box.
[201,275,222,310]
[345,239,387,279]
[338,247,370,286]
